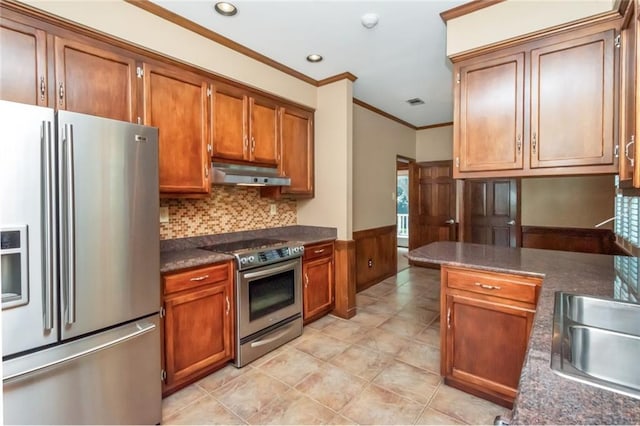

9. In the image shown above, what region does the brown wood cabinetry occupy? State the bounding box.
[54,37,137,122]
[441,266,542,408]
[143,62,211,195]
[456,53,524,173]
[620,0,639,187]
[0,4,316,197]
[453,21,619,178]
[212,81,279,166]
[0,17,137,121]
[302,241,335,323]
[162,262,234,396]
[0,18,47,106]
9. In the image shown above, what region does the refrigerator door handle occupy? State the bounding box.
[3,321,156,383]
[64,124,76,324]
[42,120,55,330]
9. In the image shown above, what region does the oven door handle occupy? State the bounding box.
[250,327,294,348]
[242,259,299,280]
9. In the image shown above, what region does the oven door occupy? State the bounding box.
[237,258,302,339]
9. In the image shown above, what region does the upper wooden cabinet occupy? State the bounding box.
[453,20,620,178]
[530,31,615,169]
[143,62,211,194]
[620,0,639,187]
[54,37,138,122]
[457,53,524,173]
[212,81,279,166]
[0,18,137,122]
[0,18,47,106]
[280,106,314,196]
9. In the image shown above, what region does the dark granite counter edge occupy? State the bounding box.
[408,241,639,425]
[160,225,337,273]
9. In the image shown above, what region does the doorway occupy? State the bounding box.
[396,157,411,271]
[408,161,457,251]
[462,178,520,247]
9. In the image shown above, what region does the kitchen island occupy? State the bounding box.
[408,241,639,425]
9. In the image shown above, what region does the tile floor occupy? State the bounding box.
[162,266,511,425]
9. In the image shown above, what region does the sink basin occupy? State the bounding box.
[551,292,640,399]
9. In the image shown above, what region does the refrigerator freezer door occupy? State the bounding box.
[3,315,162,424]
[57,111,160,340]
[0,100,58,357]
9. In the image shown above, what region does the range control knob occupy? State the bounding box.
[291,247,299,254]
[248,255,255,262]
[240,257,248,264]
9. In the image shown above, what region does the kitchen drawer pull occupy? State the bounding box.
[314,249,325,254]
[474,282,501,290]
[225,296,230,315]
[304,273,309,287]
[447,308,451,329]
[190,275,209,282]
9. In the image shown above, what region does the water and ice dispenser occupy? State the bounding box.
[1,226,28,309]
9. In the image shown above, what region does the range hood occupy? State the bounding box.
[211,162,291,186]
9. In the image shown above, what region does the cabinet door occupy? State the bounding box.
[530,30,615,169]
[249,96,279,165]
[212,82,247,162]
[456,53,524,173]
[143,63,210,194]
[303,255,334,321]
[280,106,314,196]
[54,36,137,122]
[164,282,233,386]
[620,4,636,185]
[443,293,534,407]
[0,18,47,106]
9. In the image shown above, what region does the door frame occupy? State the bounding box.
[459,178,521,247]
[396,155,414,250]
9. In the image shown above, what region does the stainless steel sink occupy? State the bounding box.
[551,292,640,399]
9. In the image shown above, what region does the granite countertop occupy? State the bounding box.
[408,241,639,425]
[160,225,337,273]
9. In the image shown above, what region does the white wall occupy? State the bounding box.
[298,80,354,240]
[352,105,415,232]
[416,125,453,162]
[446,0,616,56]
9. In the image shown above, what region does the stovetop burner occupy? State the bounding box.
[199,238,304,270]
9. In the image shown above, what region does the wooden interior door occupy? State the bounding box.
[463,178,519,247]
[409,161,456,250]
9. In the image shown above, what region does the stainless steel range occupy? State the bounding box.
[200,238,304,367]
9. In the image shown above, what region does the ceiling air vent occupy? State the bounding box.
[406,98,425,106]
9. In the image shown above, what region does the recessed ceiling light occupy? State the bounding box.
[306,54,323,63]
[214,2,237,16]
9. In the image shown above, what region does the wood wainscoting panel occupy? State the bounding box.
[353,225,397,292]
[333,240,356,319]
[521,226,622,255]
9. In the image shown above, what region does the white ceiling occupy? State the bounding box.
[149,0,467,128]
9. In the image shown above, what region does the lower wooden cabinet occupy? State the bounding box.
[440,266,541,408]
[162,261,234,396]
[302,241,335,323]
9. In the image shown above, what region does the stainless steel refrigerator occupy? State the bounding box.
[0,100,162,424]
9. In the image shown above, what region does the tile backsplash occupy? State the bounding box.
[159,186,296,240]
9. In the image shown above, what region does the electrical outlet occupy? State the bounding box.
[270,204,277,215]
[159,207,169,223]
[367,258,373,268]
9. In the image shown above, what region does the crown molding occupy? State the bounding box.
[317,72,358,86]
[440,0,505,23]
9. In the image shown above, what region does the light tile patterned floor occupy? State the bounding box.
[162,266,511,425]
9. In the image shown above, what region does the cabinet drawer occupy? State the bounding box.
[303,242,334,261]
[445,268,540,304]
[163,262,231,296]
